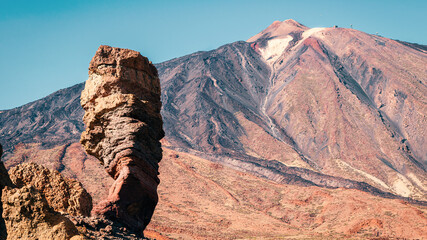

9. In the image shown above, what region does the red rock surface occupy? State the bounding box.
[80,45,164,233]
[145,148,427,239]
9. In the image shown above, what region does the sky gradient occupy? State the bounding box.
[1,0,426,110]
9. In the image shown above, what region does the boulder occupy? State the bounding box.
[2,185,82,240]
[8,162,92,217]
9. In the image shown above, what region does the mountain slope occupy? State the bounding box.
[157,20,427,200]
[0,83,84,153]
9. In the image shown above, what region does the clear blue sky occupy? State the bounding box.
[1,0,426,110]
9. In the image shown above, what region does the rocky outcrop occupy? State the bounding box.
[1,185,83,240]
[80,45,164,233]
[1,147,90,239]
[1,144,91,239]
[8,162,92,216]
[1,159,149,240]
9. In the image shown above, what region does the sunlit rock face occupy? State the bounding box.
[80,45,164,233]
[2,185,82,240]
[8,162,92,217]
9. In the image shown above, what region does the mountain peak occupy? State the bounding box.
[283,19,305,27]
[247,19,308,42]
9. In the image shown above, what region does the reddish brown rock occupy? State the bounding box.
[80,45,164,233]
[8,162,92,217]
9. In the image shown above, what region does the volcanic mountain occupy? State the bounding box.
[0,19,426,239]
[157,19,426,200]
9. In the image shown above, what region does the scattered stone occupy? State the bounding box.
[67,214,153,240]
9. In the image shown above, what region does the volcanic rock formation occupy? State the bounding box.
[2,185,83,240]
[80,45,164,233]
[8,162,92,217]
[1,145,88,240]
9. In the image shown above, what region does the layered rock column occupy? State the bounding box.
[80,45,164,232]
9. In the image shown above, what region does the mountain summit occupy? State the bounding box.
[247,19,308,42]
[247,19,333,66]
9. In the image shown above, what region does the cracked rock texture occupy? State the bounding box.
[8,162,92,217]
[80,45,164,233]
[1,185,84,240]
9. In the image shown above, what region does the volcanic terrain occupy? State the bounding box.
[0,19,426,239]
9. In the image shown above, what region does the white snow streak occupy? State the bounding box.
[302,27,326,39]
[259,36,293,64]
[294,27,326,49]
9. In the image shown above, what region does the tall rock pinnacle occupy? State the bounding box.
[80,45,164,233]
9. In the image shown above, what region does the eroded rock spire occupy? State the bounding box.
[80,45,164,232]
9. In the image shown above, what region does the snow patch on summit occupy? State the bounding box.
[257,27,326,65]
[293,27,326,49]
[259,35,293,64]
[302,27,326,39]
